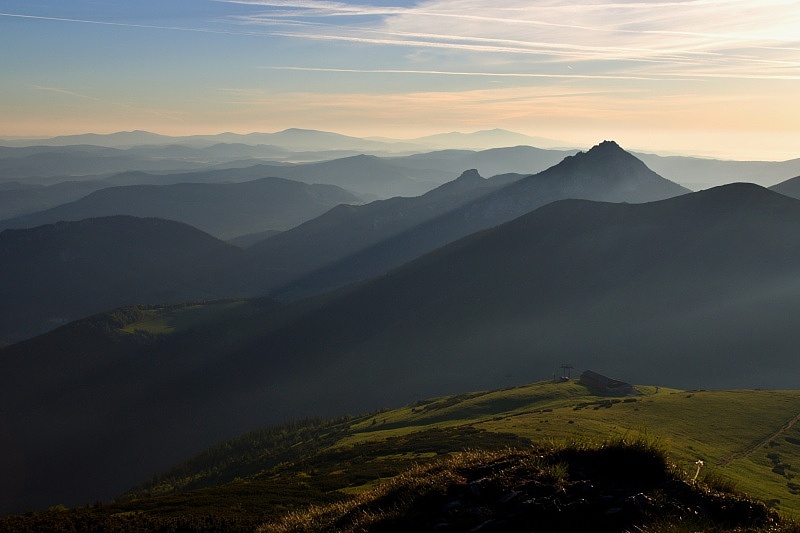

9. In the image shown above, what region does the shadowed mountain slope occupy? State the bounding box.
[265,154,439,198]
[637,152,800,190]
[241,169,523,292]
[0,145,206,180]
[3,183,800,513]
[770,174,800,199]
[102,156,437,199]
[275,140,690,299]
[0,179,110,220]
[0,177,360,240]
[0,216,244,342]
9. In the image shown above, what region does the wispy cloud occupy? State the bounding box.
[262,65,689,81]
[33,85,100,100]
[8,3,797,80]
[219,0,800,81]
[0,12,258,36]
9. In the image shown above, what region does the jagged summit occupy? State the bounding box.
[574,139,637,162]
[524,139,687,201]
[551,140,633,164]
[593,139,623,150]
[454,168,483,183]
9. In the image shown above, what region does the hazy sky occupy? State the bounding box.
[1,0,799,159]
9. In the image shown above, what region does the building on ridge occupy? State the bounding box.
[579,370,634,396]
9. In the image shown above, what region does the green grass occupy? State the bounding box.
[336,383,800,516]
[6,380,800,531]
[256,436,787,533]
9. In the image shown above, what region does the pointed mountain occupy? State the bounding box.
[446,168,483,187]
[274,141,689,298]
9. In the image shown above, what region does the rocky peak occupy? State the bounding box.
[455,169,484,183]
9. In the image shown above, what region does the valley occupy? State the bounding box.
[2,131,800,529]
[4,0,800,528]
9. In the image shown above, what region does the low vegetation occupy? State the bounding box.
[4,380,800,531]
[259,437,789,533]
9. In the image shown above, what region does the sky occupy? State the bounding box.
[1,0,799,160]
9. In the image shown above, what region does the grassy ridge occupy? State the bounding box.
[259,437,787,533]
[341,382,800,515]
[126,380,800,517]
[4,380,800,531]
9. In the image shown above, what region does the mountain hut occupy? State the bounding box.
[579,370,633,396]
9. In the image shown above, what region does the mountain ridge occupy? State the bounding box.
[4,182,800,513]
[274,140,689,299]
[0,215,246,342]
[0,176,361,239]
[240,168,519,293]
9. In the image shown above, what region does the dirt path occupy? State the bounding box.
[717,412,800,467]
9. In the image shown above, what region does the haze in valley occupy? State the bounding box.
[3,0,800,523]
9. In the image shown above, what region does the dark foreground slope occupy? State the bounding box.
[275,140,690,299]
[4,183,800,513]
[259,444,781,533]
[0,216,244,342]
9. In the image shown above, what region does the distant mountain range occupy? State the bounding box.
[7,141,800,345]
[635,152,800,190]
[1,128,566,152]
[0,141,688,343]
[0,144,211,180]
[5,139,800,512]
[240,169,524,293]
[0,176,361,240]
[0,146,580,221]
[273,140,689,298]
[4,129,800,191]
[0,167,518,343]
[769,174,800,199]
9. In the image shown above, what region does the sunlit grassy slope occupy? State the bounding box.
[8,378,799,532]
[340,382,800,515]
[123,380,800,519]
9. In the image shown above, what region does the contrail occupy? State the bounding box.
[263,66,690,82]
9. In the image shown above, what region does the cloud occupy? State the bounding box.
[219,0,800,81]
[33,85,100,100]
[0,11,258,36]
[8,3,797,81]
[262,65,683,81]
